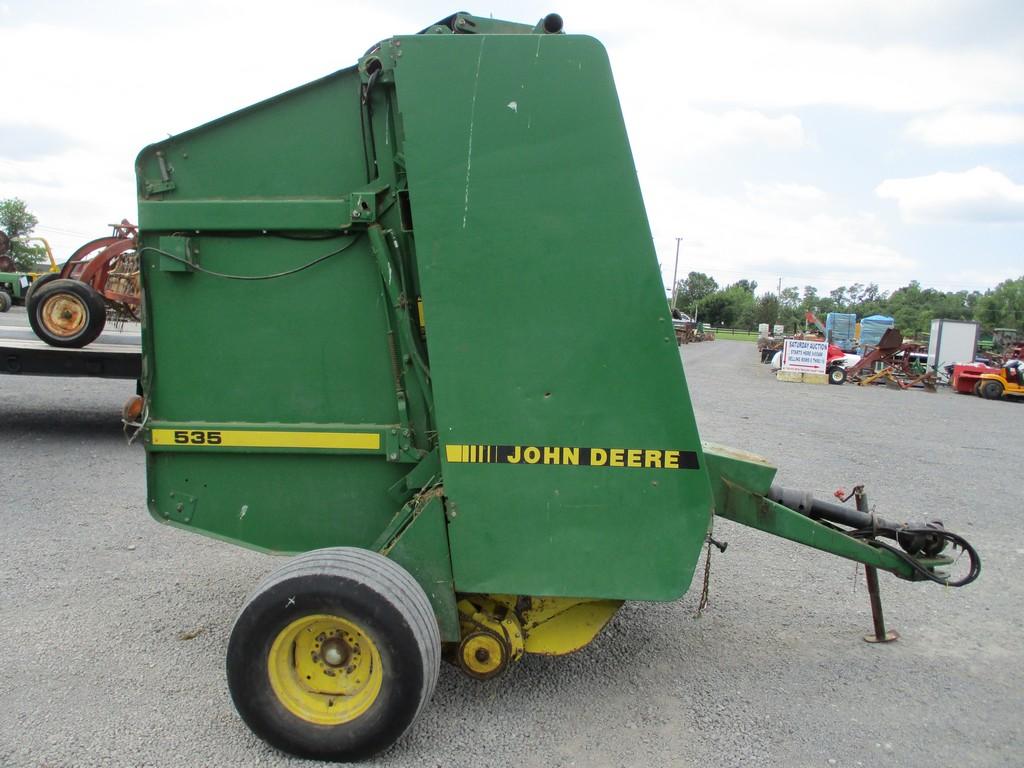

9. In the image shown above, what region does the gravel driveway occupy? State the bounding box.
[1,317,1019,767]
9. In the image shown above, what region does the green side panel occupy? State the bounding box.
[147,454,404,554]
[140,236,396,424]
[135,68,367,200]
[702,442,778,515]
[137,69,410,553]
[138,199,355,231]
[394,34,713,601]
[383,496,460,642]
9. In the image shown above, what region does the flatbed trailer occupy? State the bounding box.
[0,322,140,380]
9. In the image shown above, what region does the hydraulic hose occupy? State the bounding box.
[767,484,981,587]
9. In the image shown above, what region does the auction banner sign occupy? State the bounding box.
[781,339,828,373]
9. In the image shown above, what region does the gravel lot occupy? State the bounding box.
[1,308,1020,767]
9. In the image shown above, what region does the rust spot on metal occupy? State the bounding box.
[755,496,774,523]
[40,292,88,337]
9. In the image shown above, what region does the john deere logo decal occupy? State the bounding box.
[444,444,699,470]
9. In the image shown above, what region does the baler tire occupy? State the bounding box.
[0,291,10,313]
[28,278,107,348]
[226,547,440,762]
[979,380,1004,400]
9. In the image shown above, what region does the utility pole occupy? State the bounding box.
[777,276,783,331]
[670,237,683,311]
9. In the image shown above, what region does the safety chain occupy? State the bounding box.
[695,539,713,617]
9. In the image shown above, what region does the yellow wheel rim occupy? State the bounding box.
[41,293,88,338]
[267,614,383,725]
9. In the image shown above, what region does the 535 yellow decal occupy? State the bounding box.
[151,428,381,451]
[172,430,222,445]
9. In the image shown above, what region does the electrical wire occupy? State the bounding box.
[137,234,363,281]
[35,224,93,238]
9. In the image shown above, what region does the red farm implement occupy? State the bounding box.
[27,221,140,348]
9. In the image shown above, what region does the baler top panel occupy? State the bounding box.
[391,33,712,598]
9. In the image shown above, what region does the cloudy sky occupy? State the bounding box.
[1,0,1021,296]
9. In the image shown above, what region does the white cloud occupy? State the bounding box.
[876,166,1024,223]
[0,157,62,188]
[0,5,409,258]
[622,105,804,160]
[706,0,1019,48]
[647,181,917,295]
[743,182,828,210]
[907,109,1024,145]
[605,3,1023,114]
[2,0,1021,290]
[678,110,804,153]
[0,148,136,258]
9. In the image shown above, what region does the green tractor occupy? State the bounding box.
[0,230,59,312]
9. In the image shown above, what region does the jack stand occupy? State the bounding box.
[856,488,898,644]
[863,565,899,643]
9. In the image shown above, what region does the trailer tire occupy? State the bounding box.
[28,278,107,348]
[828,365,847,385]
[979,380,1004,400]
[0,290,10,313]
[226,547,440,762]
[24,272,60,305]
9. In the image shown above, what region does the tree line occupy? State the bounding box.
[673,272,1024,337]
[0,198,46,271]
[5,194,1023,337]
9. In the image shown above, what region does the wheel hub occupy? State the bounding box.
[319,636,351,668]
[457,631,508,679]
[41,294,87,337]
[267,614,383,725]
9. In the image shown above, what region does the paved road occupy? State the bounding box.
[1,329,1019,767]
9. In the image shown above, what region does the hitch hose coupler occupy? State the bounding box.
[767,485,981,587]
[767,484,945,557]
